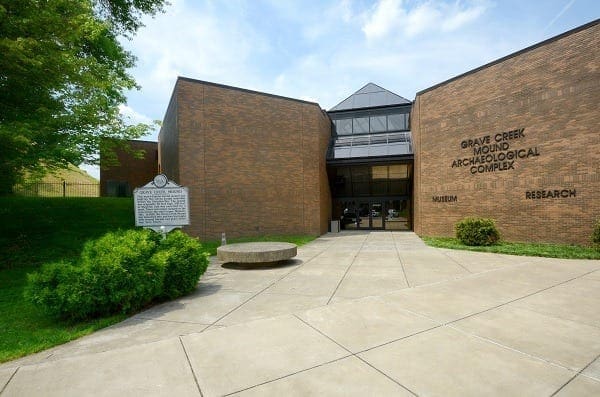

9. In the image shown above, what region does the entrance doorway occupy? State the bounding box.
[338,199,410,230]
[329,162,413,231]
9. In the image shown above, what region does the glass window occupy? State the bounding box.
[333,147,351,158]
[370,134,387,144]
[350,146,369,158]
[388,113,407,131]
[389,164,409,179]
[333,137,352,147]
[335,166,351,181]
[353,94,370,108]
[351,166,370,182]
[389,180,409,195]
[368,145,388,156]
[371,181,387,195]
[385,200,410,230]
[353,117,369,134]
[334,167,351,196]
[371,166,388,180]
[387,132,408,143]
[353,182,370,196]
[370,115,386,132]
[387,142,411,156]
[336,119,352,135]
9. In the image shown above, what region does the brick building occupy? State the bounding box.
[103,19,599,245]
[158,78,332,240]
[100,140,158,197]
[411,20,599,245]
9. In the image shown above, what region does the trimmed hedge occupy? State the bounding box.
[157,230,210,299]
[25,229,209,320]
[455,217,500,246]
[79,229,164,316]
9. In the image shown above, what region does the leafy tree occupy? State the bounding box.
[0,0,167,194]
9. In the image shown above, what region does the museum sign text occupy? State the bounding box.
[451,128,540,174]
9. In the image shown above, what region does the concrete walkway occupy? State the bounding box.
[2,231,600,396]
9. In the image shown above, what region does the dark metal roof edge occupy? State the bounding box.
[416,18,600,97]
[103,138,157,144]
[327,103,412,115]
[329,83,412,111]
[131,139,158,144]
[327,155,414,165]
[177,77,321,107]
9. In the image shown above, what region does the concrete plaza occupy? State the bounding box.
[2,231,600,396]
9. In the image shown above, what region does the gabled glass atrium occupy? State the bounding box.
[327,83,413,160]
[327,83,413,231]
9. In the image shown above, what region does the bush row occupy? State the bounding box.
[25,229,209,320]
[454,217,600,247]
[455,218,600,249]
[455,217,500,246]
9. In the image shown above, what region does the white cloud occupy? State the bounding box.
[119,104,153,125]
[121,0,270,124]
[117,0,556,127]
[442,3,488,32]
[405,2,442,36]
[362,0,489,39]
[362,0,404,40]
[133,13,263,90]
[338,0,354,23]
[80,0,591,183]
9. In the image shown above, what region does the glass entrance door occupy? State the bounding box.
[356,202,370,229]
[355,201,384,229]
[337,199,410,230]
[384,199,410,230]
[371,202,384,229]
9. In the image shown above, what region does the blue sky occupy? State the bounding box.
[83,0,599,178]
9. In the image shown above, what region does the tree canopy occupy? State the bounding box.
[0,0,167,194]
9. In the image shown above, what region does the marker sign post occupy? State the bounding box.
[134,174,190,237]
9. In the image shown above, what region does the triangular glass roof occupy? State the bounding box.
[329,83,411,111]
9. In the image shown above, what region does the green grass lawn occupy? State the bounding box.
[0,197,135,362]
[0,197,316,363]
[423,236,600,259]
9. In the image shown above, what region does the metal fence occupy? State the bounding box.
[14,182,100,197]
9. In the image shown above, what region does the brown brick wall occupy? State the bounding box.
[413,22,600,245]
[159,79,331,240]
[158,91,179,182]
[100,140,158,196]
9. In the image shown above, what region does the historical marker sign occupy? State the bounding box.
[134,175,190,233]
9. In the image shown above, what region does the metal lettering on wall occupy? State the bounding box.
[525,189,576,199]
[450,128,540,174]
[432,195,457,203]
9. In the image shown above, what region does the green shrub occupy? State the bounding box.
[24,261,89,318]
[25,229,210,320]
[593,220,600,247]
[157,230,209,299]
[78,229,164,316]
[25,229,162,319]
[455,217,500,246]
